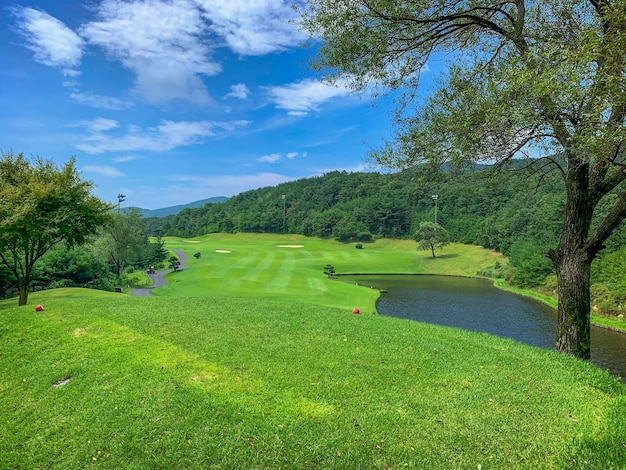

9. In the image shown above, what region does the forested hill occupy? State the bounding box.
[144,166,626,301]
[146,166,569,250]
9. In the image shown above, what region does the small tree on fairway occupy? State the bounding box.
[169,255,181,271]
[323,264,336,278]
[415,222,450,258]
[0,153,112,305]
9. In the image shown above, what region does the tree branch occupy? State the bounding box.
[587,188,626,256]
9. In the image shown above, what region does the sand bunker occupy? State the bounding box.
[277,245,304,248]
[183,240,201,243]
[215,249,232,253]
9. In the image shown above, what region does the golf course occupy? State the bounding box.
[1,234,625,468]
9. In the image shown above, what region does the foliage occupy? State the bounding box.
[414,222,450,258]
[0,152,112,305]
[36,244,114,291]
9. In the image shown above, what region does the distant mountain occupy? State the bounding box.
[132,196,228,218]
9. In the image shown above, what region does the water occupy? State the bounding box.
[345,275,626,380]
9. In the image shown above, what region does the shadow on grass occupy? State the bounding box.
[423,253,460,260]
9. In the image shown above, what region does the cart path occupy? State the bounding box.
[130,250,188,296]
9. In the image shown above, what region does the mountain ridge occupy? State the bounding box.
[132,196,228,218]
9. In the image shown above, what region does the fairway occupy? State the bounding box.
[155,234,504,313]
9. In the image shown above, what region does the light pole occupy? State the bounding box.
[432,194,438,224]
[281,195,286,233]
[117,194,126,213]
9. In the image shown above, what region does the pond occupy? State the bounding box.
[343,275,626,380]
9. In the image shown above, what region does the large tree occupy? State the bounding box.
[301,1,626,359]
[0,153,112,305]
[415,222,451,258]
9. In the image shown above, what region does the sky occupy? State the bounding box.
[0,0,420,210]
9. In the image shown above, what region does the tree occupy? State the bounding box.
[146,232,169,267]
[415,222,450,258]
[323,264,336,278]
[0,153,112,305]
[37,244,113,291]
[94,209,148,278]
[301,1,626,360]
[168,255,181,271]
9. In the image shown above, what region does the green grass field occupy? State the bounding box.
[156,234,505,313]
[1,235,625,469]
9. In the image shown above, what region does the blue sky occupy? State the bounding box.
[0,0,413,209]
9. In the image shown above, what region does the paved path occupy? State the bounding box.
[130,250,188,296]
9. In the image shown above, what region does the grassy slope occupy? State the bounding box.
[1,289,625,469]
[1,235,625,468]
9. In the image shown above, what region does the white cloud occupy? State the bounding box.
[69,117,119,133]
[266,79,355,116]
[70,91,134,110]
[13,7,84,74]
[194,0,305,55]
[257,151,307,163]
[175,172,297,197]
[12,1,308,106]
[81,165,125,177]
[72,118,250,154]
[225,83,250,100]
[80,0,221,104]
[113,155,142,163]
[258,153,281,163]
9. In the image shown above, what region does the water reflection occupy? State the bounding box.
[345,275,626,380]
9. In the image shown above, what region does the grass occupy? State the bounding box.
[2,289,625,469]
[1,235,625,468]
[494,279,626,334]
[158,234,503,313]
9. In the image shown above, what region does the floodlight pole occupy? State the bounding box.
[281,195,286,233]
[117,194,126,213]
[432,194,438,224]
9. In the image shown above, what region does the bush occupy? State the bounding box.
[355,243,363,249]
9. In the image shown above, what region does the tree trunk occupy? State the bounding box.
[549,159,594,360]
[552,248,591,360]
[18,286,29,306]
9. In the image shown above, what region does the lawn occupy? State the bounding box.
[1,235,624,469]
